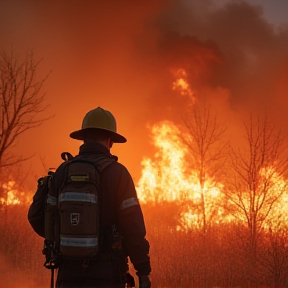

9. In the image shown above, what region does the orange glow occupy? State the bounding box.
[1,3,288,287]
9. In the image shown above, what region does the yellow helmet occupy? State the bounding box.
[70,107,127,143]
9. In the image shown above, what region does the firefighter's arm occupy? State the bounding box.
[118,206,151,288]
[114,167,151,279]
[27,176,48,237]
[118,205,151,276]
[138,275,152,288]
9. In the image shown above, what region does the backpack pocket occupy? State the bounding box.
[59,189,99,258]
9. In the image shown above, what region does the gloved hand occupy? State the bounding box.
[138,275,151,288]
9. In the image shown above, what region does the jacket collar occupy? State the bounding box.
[79,141,110,156]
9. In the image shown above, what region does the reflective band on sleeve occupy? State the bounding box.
[120,197,139,210]
[60,236,98,247]
[59,192,97,203]
[47,194,57,206]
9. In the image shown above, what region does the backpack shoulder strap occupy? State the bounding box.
[95,155,116,172]
[61,152,74,162]
[73,154,116,172]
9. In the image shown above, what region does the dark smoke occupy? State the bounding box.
[155,1,288,113]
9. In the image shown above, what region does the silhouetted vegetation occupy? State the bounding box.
[1,201,288,288]
[142,202,288,288]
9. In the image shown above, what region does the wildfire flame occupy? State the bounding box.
[136,121,226,231]
[0,181,31,205]
[229,166,288,229]
[137,67,288,232]
[136,121,288,231]
[2,66,287,234]
[172,68,196,102]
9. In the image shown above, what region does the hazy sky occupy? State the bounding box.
[0,0,288,188]
[225,0,288,25]
[182,0,288,24]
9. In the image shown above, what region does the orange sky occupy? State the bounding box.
[0,0,288,189]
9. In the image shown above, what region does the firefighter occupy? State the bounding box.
[28,107,151,288]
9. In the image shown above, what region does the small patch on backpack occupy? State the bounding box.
[70,213,80,225]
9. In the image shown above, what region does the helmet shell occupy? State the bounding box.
[70,107,126,143]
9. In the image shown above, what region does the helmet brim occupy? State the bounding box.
[70,127,127,143]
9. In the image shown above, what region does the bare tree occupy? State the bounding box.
[181,100,228,235]
[258,227,288,287]
[180,100,228,288]
[0,50,50,168]
[224,113,288,284]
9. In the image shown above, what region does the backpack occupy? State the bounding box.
[43,153,115,266]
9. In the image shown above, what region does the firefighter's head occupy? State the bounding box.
[70,107,127,146]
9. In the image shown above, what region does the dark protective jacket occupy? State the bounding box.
[28,142,151,282]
